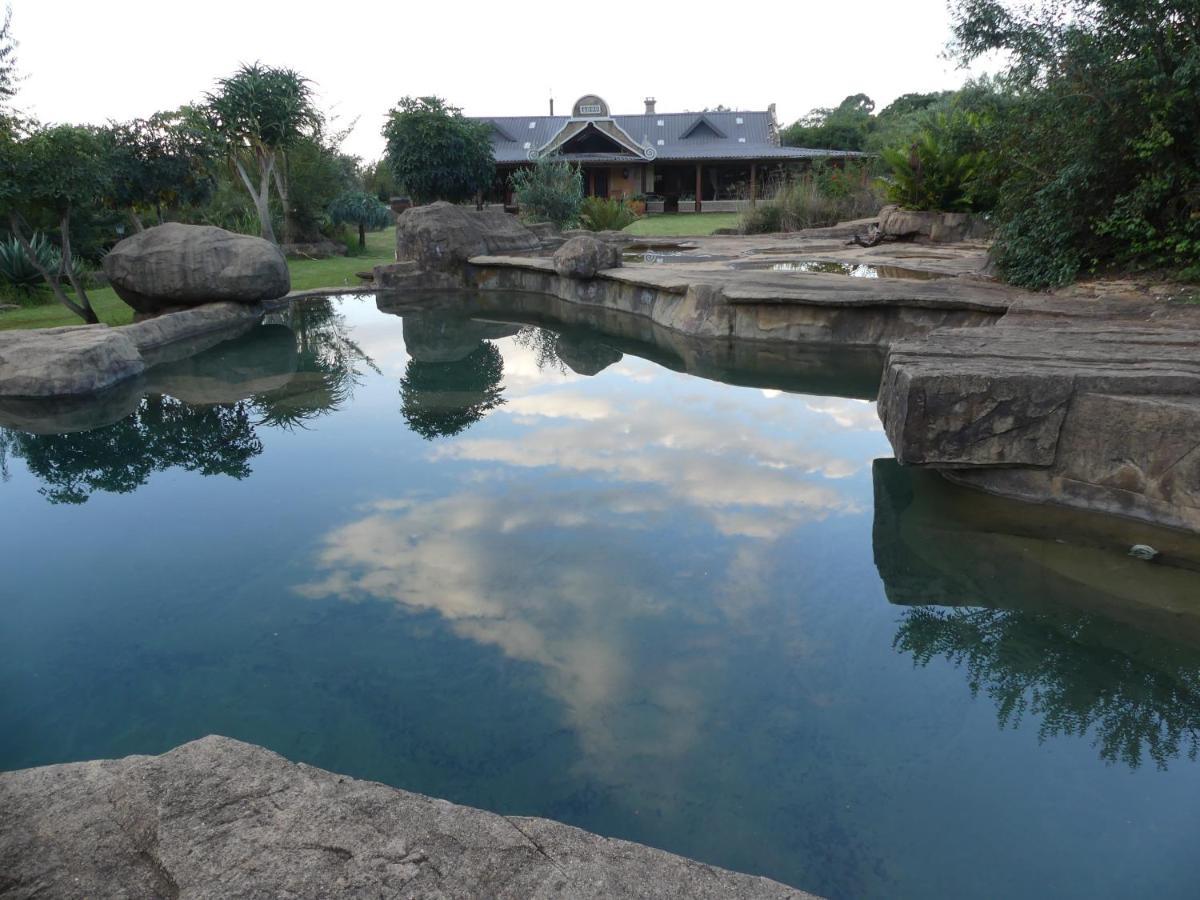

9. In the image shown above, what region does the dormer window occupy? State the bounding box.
[578,103,602,115]
[528,121,537,129]
[656,139,665,146]
[736,117,744,125]
[738,137,746,143]
[657,119,664,127]
[523,141,531,149]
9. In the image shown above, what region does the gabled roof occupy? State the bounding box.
[477,108,862,163]
[679,114,727,140]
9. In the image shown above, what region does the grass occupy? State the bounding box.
[0,227,395,332]
[622,213,741,237]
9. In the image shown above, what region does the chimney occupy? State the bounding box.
[549,96,554,116]
[644,97,656,115]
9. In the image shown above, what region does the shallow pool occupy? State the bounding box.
[2,293,1198,900]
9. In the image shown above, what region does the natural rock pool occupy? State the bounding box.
[2,293,1199,900]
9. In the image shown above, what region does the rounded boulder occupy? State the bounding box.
[103,223,290,315]
[552,235,622,280]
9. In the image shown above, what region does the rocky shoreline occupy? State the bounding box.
[0,736,817,900]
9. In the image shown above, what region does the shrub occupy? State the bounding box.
[739,166,883,234]
[509,157,583,229]
[579,197,637,232]
[880,113,983,212]
[0,232,60,292]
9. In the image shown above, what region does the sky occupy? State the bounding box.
[10,0,1000,162]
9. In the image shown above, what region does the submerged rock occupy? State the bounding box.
[553,235,622,280]
[103,223,290,315]
[0,736,816,899]
[396,201,541,272]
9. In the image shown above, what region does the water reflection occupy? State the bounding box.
[398,310,513,439]
[873,459,1200,769]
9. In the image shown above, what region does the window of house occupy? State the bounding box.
[656,139,665,146]
[528,121,537,129]
[657,119,664,127]
[736,117,744,125]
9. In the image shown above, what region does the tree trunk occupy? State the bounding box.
[234,154,277,244]
[271,152,293,247]
[8,212,97,324]
[57,212,99,324]
[358,222,366,249]
[127,209,145,233]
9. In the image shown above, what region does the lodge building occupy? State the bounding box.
[476,94,859,213]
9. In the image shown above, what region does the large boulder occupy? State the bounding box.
[553,235,622,280]
[396,201,541,272]
[103,223,290,315]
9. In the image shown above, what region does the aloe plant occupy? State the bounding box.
[579,197,637,232]
[0,232,62,292]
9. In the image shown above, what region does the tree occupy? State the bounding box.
[2,124,111,323]
[949,0,1200,286]
[781,94,877,151]
[381,97,494,205]
[400,342,505,439]
[509,156,583,229]
[106,110,216,231]
[206,63,319,244]
[327,190,392,249]
[0,5,20,107]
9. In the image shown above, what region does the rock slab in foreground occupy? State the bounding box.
[396,201,542,272]
[0,735,817,900]
[103,223,290,315]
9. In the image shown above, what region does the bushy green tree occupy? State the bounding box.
[328,190,392,248]
[509,156,583,228]
[781,94,876,151]
[105,110,216,231]
[381,97,494,205]
[2,123,112,322]
[206,63,320,243]
[950,0,1200,286]
[0,5,20,107]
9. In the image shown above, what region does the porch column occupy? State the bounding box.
[750,163,757,207]
[695,163,702,213]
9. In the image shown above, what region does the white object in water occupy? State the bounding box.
[1128,544,1159,561]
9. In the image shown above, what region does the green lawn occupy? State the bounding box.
[622,212,741,237]
[0,227,395,332]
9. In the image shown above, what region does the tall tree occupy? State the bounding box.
[2,124,111,323]
[327,190,392,249]
[206,63,319,244]
[0,5,20,107]
[381,97,494,205]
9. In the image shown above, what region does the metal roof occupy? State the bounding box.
[478,110,862,164]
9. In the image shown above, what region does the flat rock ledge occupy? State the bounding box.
[0,736,818,900]
[879,296,1200,533]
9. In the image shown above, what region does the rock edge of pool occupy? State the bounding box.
[0,736,819,900]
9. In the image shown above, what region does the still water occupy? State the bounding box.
[2,293,1199,899]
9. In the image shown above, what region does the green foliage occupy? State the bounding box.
[8,123,112,218]
[0,5,19,107]
[279,135,357,241]
[327,190,392,248]
[880,113,983,211]
[400,341,506,440]
[949,0,1200,287]
[781,93,876,151]
[361,157,399,202]
[381,97,494,204]
[206,63,318,156]
[579,196,636,232]
[0,231,58,291]
[105,110,216,223]
[739,162,883,233]
[509,156,583,229]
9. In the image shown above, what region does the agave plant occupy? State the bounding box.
[881,113,983,212]
[0,233,62,292]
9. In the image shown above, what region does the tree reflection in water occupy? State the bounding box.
[253,298,380,430]
[0,397,263,504]
[895,594,1200,771]
[399,342,505,440]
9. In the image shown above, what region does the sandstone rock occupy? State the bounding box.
[0,325,144,398]
[146,324,299,405]
[0,736,817,900]
[396,202,540,272]
[878,205,990,243]
[553,235,623,279]
[103,223,290,315]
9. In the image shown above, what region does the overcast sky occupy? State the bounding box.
[11,0,999,161]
